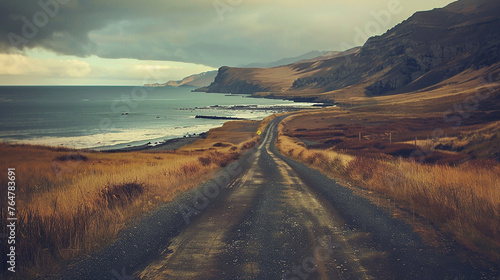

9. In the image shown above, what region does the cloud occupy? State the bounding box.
[0,53,91,77]
[134,65,173,71]
[0,47,217,85]
[0,0,456,67]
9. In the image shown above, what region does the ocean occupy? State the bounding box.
[0,86,313,149]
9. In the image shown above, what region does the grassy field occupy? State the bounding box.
[276,102,500,262]
[178,120,261,152]
[0,120,260,279]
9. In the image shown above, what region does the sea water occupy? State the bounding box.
[0,86,312,149]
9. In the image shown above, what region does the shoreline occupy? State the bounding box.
[75,104,328,153]
[4,102,329,153]
[97,132,207,153]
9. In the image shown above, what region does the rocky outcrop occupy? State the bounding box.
[205,67,270,94]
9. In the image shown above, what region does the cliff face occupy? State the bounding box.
[360,0,500,95]
[206,67,270,94]
[203,0,500,97]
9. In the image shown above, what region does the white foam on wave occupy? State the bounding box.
[11,123,224,149]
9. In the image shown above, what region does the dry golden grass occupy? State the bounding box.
[281,106,500,164]
[277,115,500,261]
[179,120,260,152]
[345,157,500,259]
[181,115,288,154]
[430,121,500,159]
[0,119,262,279]
[0,145,224,278]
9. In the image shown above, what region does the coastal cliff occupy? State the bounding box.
[201,0,500,99]
[205,67,270,94]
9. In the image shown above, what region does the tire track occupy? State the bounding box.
[137,125,275,279]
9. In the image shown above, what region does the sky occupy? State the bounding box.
[0,0,456,85]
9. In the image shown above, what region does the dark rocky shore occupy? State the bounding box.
[101,132,207,153]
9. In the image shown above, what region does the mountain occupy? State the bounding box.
[240,51,337,68]
[202,48,360,96]
[166,51,337,88]
[202,0,500,102]
[166,70,218,88]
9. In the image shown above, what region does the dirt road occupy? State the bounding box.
[55,117,498,279]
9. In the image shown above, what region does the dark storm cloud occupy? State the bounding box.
[0,0,456,67]
[0,0,237,65]
[1,0,99,56]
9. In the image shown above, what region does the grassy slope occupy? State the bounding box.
[0,120,260,279]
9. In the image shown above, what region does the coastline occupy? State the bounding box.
[2,101,327,153]
[0,86,329,152]
[0,86,318,152]
[100,132,207,153]
[74,103,329,153]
